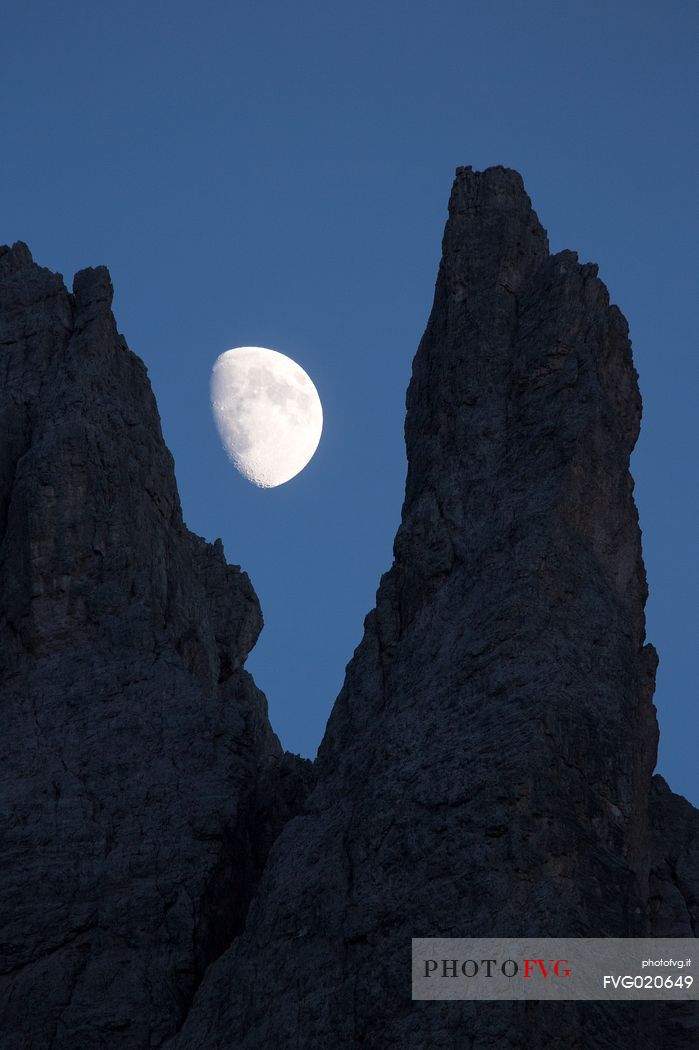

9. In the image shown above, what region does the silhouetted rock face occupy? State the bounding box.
[172,168,697,1049]
[0,244,310,1048]
[2,169,696,1050]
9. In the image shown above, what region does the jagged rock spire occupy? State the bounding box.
[0,243,310,1048]
[172,168,695,1050]
[2,166,696,1049]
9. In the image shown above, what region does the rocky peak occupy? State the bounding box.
[0,243,310,1048]
[1,167,696,1050]
[171,167,696,1049]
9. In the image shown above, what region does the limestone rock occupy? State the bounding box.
[0,244,306,1048]
[2,165,696,1050]
[171,168,697,1049]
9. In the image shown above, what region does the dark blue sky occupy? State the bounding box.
[2,1,697,802]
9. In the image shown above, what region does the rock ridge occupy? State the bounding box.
[1,164,697,1050]
[169,167,697,1049]
[0,242,311,1048]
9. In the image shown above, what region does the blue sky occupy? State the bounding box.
[2,1,697,802]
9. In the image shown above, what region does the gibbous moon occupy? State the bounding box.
[211,346,323,488]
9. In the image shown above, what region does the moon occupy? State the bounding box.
[210,346,323,488]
